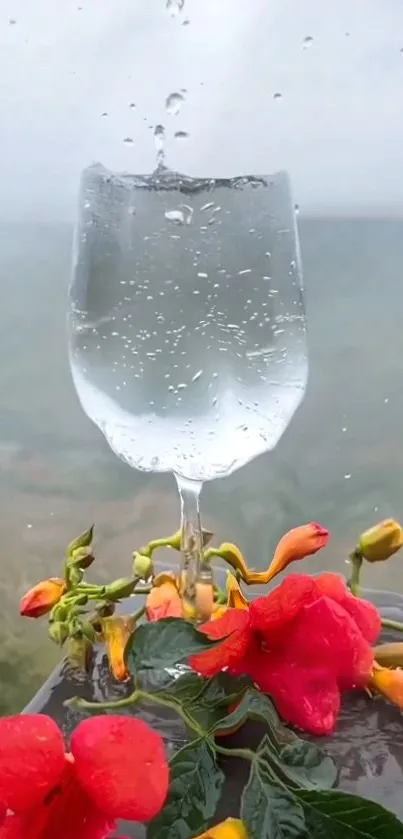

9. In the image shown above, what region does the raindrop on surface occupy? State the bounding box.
[166,0,185,17]
[165,91,186,116]
[123,137,134,145]
[302,35,314,48]
[273,92,282,101]
[174,130,189,141]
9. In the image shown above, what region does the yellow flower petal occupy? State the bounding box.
[358,519,403,563]
[192,818,248,839]
[101,615,134,682]
[226,573,249,610]
[368,662,403,709]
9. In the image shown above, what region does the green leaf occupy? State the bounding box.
[211,689,336,790]
[147,738,224,839]
[127,618,229,672]
[299,789,403,839]
[241,739,306,839]
[67,525,94,558]
[242,735,403,839]
[154,671,252,734]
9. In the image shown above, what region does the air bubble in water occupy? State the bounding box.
[166,0,185,17]
[174,130,189,141]
[165,91,186,116]
[302,36,314,48]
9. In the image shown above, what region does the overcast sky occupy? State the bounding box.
[1,0,403,220]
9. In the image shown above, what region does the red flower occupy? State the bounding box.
[190,573,381,735]
[0,714,169,839]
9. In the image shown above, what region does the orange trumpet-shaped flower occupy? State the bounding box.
[20,578,66,618]
[192,818,248,839]
[368,662,403,709]
[146,579,183,622]
[100,616,135,682]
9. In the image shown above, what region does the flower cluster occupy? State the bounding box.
[0,713,169,839]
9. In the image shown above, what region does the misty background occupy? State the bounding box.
[1,1,403,711]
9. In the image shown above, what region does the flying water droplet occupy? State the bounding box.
[154,124,166,166]
[165,91,186,116]
[123,137,134,145]
[174,130,189,141]
[294,204,300,215]
[165,209,185,225]
[166,0,185,17]
[302,35,314,49]
[129,102,136,109]
[273,92,282,101]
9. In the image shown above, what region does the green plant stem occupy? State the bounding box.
[212,743,255,761]
[381,618,403,633]
[348,551,363,597]
[131,604,146,622]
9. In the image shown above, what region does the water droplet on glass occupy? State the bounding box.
[123,137,134,145]
[273,92,282,101]
[166,0,184,17]
[174,130,189,141]
[302,36,314,49]
[165,91,186,116]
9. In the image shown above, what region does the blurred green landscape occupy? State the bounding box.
[2,217,403,712]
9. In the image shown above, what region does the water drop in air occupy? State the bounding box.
[164,209,185,225]
[129,102,136,109]
[273,92,282,101]
[123,137,134,145]
[294,204,300,215]
[154,124,166,166]
[166,0,185,17]
[165,91,186,116]
[302,36,314,48]
[174,130,189,141]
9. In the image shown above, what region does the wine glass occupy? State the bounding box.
[68,163,308,606]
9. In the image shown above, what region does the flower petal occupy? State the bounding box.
[146,581,183,621]
[284,596,374,689]
[315,573,381,644]
[0,715,66,814]
[0,761,115,839]
[190,609,251,678]
[192,818,248,838]
[368,663,403,709]
[250,651,341,735]
[71,716,169,823]
[249,575,318,637]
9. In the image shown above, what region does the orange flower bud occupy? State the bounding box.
[20,578,66,618]
[192,818,248,839]
[358,519,403,563]
[146,580,183,622]
[101,615,135,682]
[264,522,329,583]
[195,580,215,621]
[368,662,403,709]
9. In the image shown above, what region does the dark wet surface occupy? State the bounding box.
[24,589,403,837]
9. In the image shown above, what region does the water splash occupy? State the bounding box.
[165,92,186,116]
[166,0,185,17]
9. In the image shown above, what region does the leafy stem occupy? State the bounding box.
[347,550,362,597]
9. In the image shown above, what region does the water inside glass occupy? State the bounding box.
[68,165,307,482]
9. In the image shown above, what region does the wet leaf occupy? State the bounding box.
[154,671,252,733]
[147,739,224,839]
[241,739,305,839]
[127,618,231,672]
[300,789,403,839]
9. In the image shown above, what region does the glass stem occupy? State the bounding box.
[174,474,205,605]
